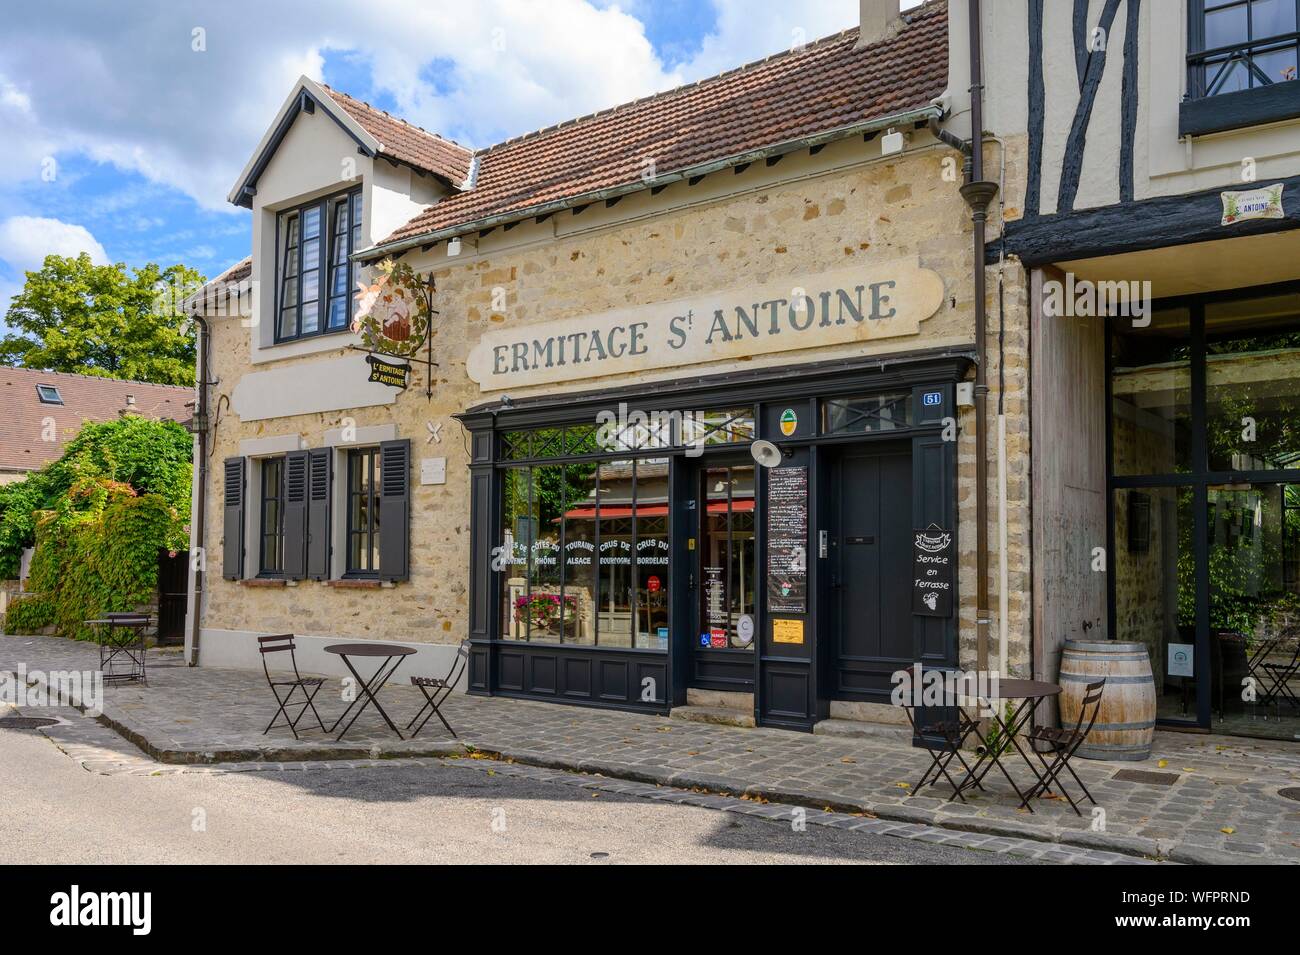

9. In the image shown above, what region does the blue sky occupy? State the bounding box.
[0,0,884,312]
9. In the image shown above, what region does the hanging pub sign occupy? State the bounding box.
[912,526,954,618]
[766,466,808,614]
[353,258,432,357]
[366,354,410,389]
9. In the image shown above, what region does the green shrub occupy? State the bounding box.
[3,594,54,634]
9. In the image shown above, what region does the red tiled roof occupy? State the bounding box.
[374,6,948,249]
[321,85,475,187]
[0,367,192,474]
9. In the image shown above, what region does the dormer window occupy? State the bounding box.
[36,384,63,405]
[275,187,363,343]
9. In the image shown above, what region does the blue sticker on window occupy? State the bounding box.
[922,391,943,407]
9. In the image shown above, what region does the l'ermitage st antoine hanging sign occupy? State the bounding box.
[466,259,945,390]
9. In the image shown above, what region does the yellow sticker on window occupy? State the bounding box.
[772,619,804,644]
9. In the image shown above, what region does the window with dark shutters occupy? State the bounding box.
[378,439,411,581]
[222,457,245,580]
[282,450,309,579]
[307,448,332,580]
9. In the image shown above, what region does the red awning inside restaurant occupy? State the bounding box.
[560,499,754,520]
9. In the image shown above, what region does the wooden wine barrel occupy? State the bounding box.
[1058,640,1156,761]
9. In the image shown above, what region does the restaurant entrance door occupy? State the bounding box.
[824,441,914,700]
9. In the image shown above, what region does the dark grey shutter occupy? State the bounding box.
[222,457,245,580]
[282,450,309,579]
[306,447,332,580]
[379,439,410,581]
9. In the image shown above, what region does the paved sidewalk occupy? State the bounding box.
[5,635,1300,864]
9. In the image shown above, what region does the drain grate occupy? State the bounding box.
[1112,768,1180,786]
[1280,788,1300,803]
[0,716,59,730]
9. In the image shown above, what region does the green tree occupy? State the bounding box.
[0,253,203,386]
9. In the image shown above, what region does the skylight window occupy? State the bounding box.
[36,384,63,405]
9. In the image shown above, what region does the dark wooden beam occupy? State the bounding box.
[1000,174,1300,266]
[765,155,783,167]
[650,183,669,195]
[478,227,495,238]
[572,203,590,215]
[605,196,622,208]
[809,143,826,155]
[687,175,706,186]
[733,162,751,175]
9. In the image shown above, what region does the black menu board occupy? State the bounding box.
[912,527,954,617]
[766,466,808,613]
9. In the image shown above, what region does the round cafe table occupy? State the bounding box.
[324,643,417,741]
[904,675,1061,812]
[949,677,1062,811]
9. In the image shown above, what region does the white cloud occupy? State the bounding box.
[0,216,110,274]
[0,0,864,212]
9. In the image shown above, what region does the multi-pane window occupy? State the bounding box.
[276,188,363,342]
[1190,0,1299,96]
[260,456,286,575]
[347,447,381,575]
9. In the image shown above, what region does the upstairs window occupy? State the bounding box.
[1189,0,1299,97]
[35,384,63,404]
[275,188,363,343]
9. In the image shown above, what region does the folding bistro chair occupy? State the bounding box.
[905,702,984,802]
[1257,632,1300,714]
[257,634,327,739]
[1026,678,1105,815]
[407,641,469,739]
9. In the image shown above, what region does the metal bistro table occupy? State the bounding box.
[84,614,151,685]
[325,643,417,741]
[949,677,1062,812]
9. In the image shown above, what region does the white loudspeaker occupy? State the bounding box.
[750,440,783,469]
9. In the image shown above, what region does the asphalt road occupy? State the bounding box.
[0,722,1038,865]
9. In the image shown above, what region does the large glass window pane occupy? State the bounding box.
[562,462,599,646]
[1253,0,1297,37]
[1207,482,1300,739]
[634,459,671,649]
[1113,486,1197,723]
[1254,44,1299,85]
[700,465,756,650]
[823,391,913,435]
[500,469,532,641]
[1111,307,1193,475]
[596,461,634,647]
[1206,3,1249,49]
[526,465,565,642]
[1205,291,1300,472]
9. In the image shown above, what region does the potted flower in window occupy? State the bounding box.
[514,593,577,638]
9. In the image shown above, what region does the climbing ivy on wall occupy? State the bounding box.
[0,417,191,638]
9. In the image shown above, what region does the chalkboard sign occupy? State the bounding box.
[766,466,808,614]
[912,527,954,617]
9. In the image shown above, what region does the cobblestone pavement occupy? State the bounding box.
[5,634,1299,864]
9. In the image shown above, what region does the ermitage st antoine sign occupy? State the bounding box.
[466,259,945,390]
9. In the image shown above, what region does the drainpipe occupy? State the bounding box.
[957,0,998,676]
[185,312,211,667]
